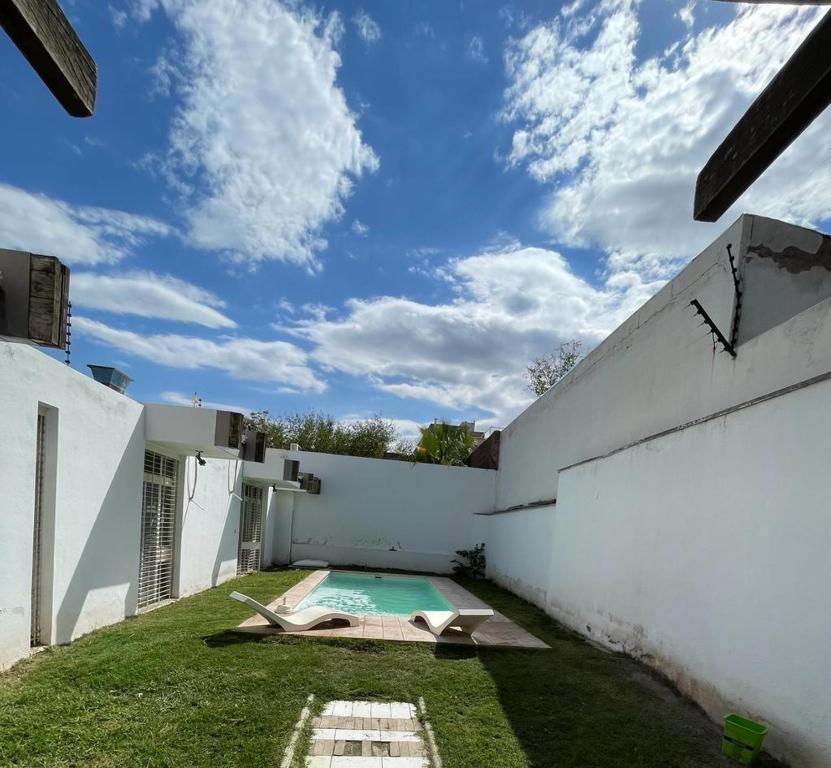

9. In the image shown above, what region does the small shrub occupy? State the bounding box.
[452,543,486,579]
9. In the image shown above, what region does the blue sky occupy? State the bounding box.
[1,0,829,437]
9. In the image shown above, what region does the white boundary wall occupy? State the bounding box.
[267,450,493,573]
[487,215,831,766]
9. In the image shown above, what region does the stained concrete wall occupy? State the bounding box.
[0,341,145,670]
[495,214,831,513]
[487,215,831,766]
[268,451,494,573]
[548,379,831,766]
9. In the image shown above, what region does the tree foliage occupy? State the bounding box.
[526,340,583,397]
[415,421,476,466]
[245,410,397,458]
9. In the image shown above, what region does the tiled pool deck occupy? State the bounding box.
[236,570,549,649]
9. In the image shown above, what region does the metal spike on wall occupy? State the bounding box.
[64,300,72,365]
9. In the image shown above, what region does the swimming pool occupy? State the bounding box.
[295,571,453,616]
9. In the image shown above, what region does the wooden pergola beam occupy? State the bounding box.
[0,0,96,117]
[694,9,831,222]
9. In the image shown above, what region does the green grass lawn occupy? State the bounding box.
[0,569,783,767]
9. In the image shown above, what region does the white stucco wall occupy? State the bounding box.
[0,341,145,669]
[269,451,496,573]
[175,456,243,598]
[0,347,254,670]
[495,214,831,512]
[527,378,831,767]
[486,216,831,766]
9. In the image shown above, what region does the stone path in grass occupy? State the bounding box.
[305,700,431,767]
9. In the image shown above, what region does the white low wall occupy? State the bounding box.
[269,451,494,573]
[0,341,145,670]
[529,378,831,766]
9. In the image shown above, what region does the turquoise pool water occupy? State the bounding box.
[296,572,452,616]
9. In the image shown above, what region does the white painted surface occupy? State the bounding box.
[175,456,243,597]
[533,380,831,767]
[488,215,831,766]
[0,345,251,669]
[270,451,495,573]
[0,341,145,669]
[144,403,240,460]
[495,215,831,512]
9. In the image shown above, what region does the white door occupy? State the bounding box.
[237,484,263,575]
[138,451,179,608]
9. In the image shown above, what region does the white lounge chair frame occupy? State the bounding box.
[231,591,359,631]
[410,608,493,636]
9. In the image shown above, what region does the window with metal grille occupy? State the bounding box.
[30,413,46,647]
[138,450,179,608]
[237,484,263,575]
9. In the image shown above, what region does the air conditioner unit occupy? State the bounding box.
[240,429,266,463]
[299,472,321,494]
[283,459,299,482]
[0,249,69,348]
[214,410,244,449]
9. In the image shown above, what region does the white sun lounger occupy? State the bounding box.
[410,608,494,636]
[230,591,359,632]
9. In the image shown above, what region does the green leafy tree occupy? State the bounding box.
[526,340,582,397]
[415,421,476,466]
[246,410,397,458]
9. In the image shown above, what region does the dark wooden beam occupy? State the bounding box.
[694,9,831,222]
[0,0,96,117]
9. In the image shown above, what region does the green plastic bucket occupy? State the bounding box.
[722,714,768,764]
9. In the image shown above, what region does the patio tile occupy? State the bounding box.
[306,757,332,768]
[332,701,354,717]
[378,731,420,743]
[352,701,373,718]
[370,702,392,718]
[311,740,335,756]
[334,729,381,741]
[330,757,383,767]
[313,728,337,740]
[388,703,415,719]
[381,758,428,767]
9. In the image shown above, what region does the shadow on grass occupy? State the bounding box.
[457,579,788,768]
[202,629,271,648]
[432,644,478,661]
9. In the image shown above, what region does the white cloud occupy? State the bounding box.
[353,10,381,43]
[678,0,695,29]
[351,219,370,237]
[502,2,831,280]
[71,271,236,328]
[109,5,128,28]
[74,317,326,393]
[136,0,378,272]
[0,183,171,266]
[468,35,489,63]
[293,243,659,425]
[160,390,252,415]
